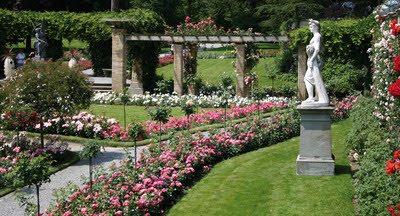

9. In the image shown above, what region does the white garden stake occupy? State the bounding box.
[4,56,15,79]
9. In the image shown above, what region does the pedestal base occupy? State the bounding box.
[296,105,335,176]
[296,155,334,176]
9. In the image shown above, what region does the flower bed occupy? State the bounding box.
[0,132,69,190]
[43,97,356,215]
[92,91,290,108]
[145,101,287,135]
[44,110,300,216]
[158,54,174,67]
[1,112,129,142]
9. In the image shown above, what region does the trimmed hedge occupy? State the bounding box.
[289,17,374,68]
[0,9,165,76]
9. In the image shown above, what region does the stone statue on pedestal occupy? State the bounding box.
[33,24,47,60]
[302,19,329,107]
[296,19,334,176]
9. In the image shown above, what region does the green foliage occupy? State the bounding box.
[0,9,164,74]
[80,141,102,159]
[322,59,368,97]
[290,17,374,67]
[347,96,400,215]
[180,99,197,116]
[257,0,327,34]
[147,106,171,123]
[128,122,146,140]
[155,79,174,94]
[6,154,52,188]
[274,45,296,74]
[1,61,93,118]
[346,97,381,153]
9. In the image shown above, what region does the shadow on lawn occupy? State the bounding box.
[335,164,351,175]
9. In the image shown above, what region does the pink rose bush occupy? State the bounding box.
[1,112,129,142]
[43,97,357,215]
[145,101,288,135]
[44,110,300,216]
[331,95,358,121]
[0,132,68,189]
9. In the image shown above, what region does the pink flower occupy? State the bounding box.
[62,211,72,216]
[80,207,87,215]
[13,146,21,153]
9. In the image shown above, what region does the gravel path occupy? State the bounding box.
[0,143,147,216]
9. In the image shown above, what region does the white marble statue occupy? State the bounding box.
[4,56,16,79]
[302,19,329,107]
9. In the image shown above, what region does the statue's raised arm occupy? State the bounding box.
[302,19,329,107]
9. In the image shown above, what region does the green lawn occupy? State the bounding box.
[157,58,292,88]
[168,119,354,216]
[87,105,216,124]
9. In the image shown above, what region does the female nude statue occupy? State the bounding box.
[302,19,329,106]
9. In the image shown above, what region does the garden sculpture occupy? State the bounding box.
[4,56,15,79]
[302,19,329,106]
[33,24,47,60]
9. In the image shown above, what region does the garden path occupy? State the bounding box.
[0,143,147,216]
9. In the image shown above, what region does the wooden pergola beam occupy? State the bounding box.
[124,35,288,43]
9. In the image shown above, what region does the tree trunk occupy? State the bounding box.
[40,121,44,148]
[111,0,119,11]
[36,184,40,216]
[89,157,93,192]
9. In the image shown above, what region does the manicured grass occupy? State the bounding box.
[157,58,293,88]
[168,119,354,216]
[87,105,216,124]
[0,150,80,197]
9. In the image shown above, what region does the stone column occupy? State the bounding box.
[111,28,127,92]
[129,58,144,95]
[297,45,307,100]
[173,43,184,96]
[296,106,335,176]
[187,43,198,95]
[234,43,249,97]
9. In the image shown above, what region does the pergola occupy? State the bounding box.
[105,20,307,98]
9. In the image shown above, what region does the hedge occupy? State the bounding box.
[289,17,374,68]
[0,9,165,77]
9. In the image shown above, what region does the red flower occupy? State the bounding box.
[394,56,400,72]
[390,18,400,36]
[394,150,400,160]
[388,206,396,216]
[389,79,400,97]
[386,160,396,175]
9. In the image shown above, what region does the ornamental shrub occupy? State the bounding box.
[1,61,93,118]
[322,59,369,97]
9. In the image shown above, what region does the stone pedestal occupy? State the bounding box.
[296,106,335,176]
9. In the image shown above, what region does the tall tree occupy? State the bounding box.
[256,0,329,34]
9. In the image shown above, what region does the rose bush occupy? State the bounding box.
[43,98,356,215]
[92,91,290,108]
[0,132,68,189]
[145,101,288,135]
